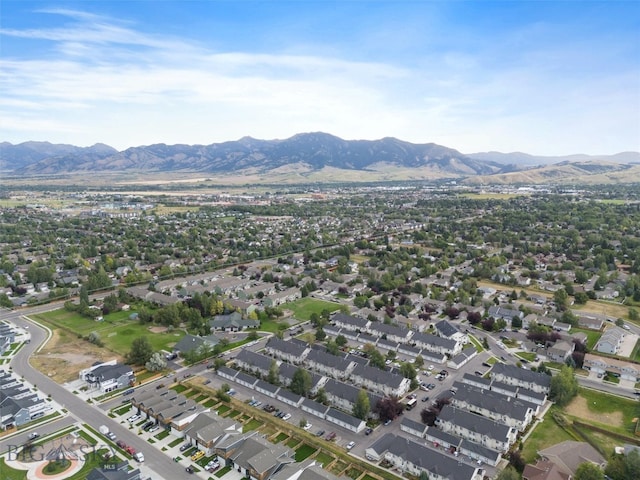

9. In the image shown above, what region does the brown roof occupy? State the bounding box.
[523,460,570,480]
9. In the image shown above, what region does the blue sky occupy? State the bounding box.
[1,1,638,155]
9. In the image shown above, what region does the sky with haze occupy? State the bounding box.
[1,0,638,155]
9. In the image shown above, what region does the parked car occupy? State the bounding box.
[364,427,373,435]
[316,430,325,437]
[185,466,194,474]
[303,423,312,431]
[179,443,191,452]
[282,413,291,421]
[346,441,356,450]
[326,432,336,441]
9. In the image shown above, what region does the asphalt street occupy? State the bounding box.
[0,305,189,480]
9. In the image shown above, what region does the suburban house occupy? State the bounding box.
[366,322,413,344]
[270,459,341,480]
[87,462,141,480]
[490,363,551,394]
[545,340,575,363]
[488,305,524,323]
[365,434,484,480]
[324,407,367,433]
[262,287,302,307]
[436,405,518,452]
[173,334,220,356]
[228,434,295,480]
[595,327,626,355]
[537,441,606,477]
[79,360,134,393]
[523,460,570,480]
[183,411,244,456]
[209,311,259,332]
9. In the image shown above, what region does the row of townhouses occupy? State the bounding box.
[217,365,368,433]
[262,338,411,398]
[0,370,52,430]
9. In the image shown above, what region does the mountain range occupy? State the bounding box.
[2,133,639,184]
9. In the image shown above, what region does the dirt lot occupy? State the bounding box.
[565,396,624,427]
[30,329,122,383]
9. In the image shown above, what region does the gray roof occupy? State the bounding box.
[435,319,460,337]
[325,407,364,428]
[306,349,353,371]
[370,434,479,480]
[301,397,329,415]
[438,405,513,439]
[235,349,274,372]
[453,383,531,421]
[491,363,551,388]
[217,366,239,379]
[332,312,368,330]
[400,417,427,435]
[324,378,382,407]
[277,389,303,404]
[412,331,457,349]
[425,426,463,448]
[352,363,405,389]
[173,333,219,354]
[266,337,308,358]
[356,332,378,345]
[368,322,410,338]
[255,379,280,394]
[234,371,259,386]
[460,439,502,462]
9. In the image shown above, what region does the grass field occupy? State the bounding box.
[522,408,575,462]
[284,297,343,320]
[33,308,185,355]
[0,457,27,480]
[295,444,317,462]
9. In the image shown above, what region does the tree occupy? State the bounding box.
[290,368,312,397]
[605,450,640,480]
[550,365,578,407]
[373,396,403,422]
[247,330,259,341]
[267,360,280,385]
[363,344,386,369]
[629,308,639,321]
[496,467,520,480]
[315,388,328,405]
[127,337,154,365]
[554,288,569,311]
[315,328,326,341]
[145,352,167,372]
[574,462,604,480]
[414,354,424,369]
[353,389,370,420]
[86,331,103,346]
[335,335,347,347]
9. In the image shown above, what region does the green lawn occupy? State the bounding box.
[516,351,537,362]
[295,444,317,462]
[203,399,217,408]
[0,457,27,479]
[168,437,184,448]
[283,297,342,320]
[522,409,575,462]
[274,432,288,443]
[243,419,262,432]
[314,451,334,466]
[572,388,640,434]
[570,327,602,350]
[33,308,185,355]
[215,466,232,477]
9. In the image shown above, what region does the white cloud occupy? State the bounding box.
[0,8,638,155]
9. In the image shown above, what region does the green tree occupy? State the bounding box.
[550,365,578,407]
[335,334,347,347]
[127,336,154,365]
[554,288,569,311]
[315,388,328,405]
[629,308,639,322]
[495,466,520,480]
[353,389,371,420]
[0,293,13,308]
[145,352,167,372]
[290,368,312,397]
[267,360,280,385]
[605,450,640,480]
[414,354,424,369]
[574,462,604,480]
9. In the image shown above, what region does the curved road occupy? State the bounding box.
[0,305,188,479]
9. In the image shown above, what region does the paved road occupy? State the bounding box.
[0,306,189,479]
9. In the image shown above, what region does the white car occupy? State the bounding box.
[346,441,356,450]
[282,413,291,421]
[128,414,141,423]
[303,423,312,431]
[428,365,434,371]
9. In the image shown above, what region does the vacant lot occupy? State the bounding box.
[30,328,116,383]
